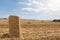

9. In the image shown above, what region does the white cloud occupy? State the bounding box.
[20,0,47,12]
[18,2,32,6]
[47,0,60,11]
[19,0,60,12]
[22,7,40,12]
[29,0,32,3]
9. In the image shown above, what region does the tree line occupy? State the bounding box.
[53,19,60,22]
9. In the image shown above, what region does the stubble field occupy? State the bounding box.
[0,19,60,40]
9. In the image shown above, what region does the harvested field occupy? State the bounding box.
[0,18,60,40]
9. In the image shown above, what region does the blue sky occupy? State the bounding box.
[0,0,60,20]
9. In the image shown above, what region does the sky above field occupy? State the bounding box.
[0,0,60,20]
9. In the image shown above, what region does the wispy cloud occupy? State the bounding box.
[18,1,32,6]
[22,7,40,12]
[18,0,60,12]
[47,0,60,11]
[16,0,60,20]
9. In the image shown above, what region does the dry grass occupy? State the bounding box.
[0,19,60,40]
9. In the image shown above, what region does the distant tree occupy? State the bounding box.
[3,18,7,19]
[53,19,60,22]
